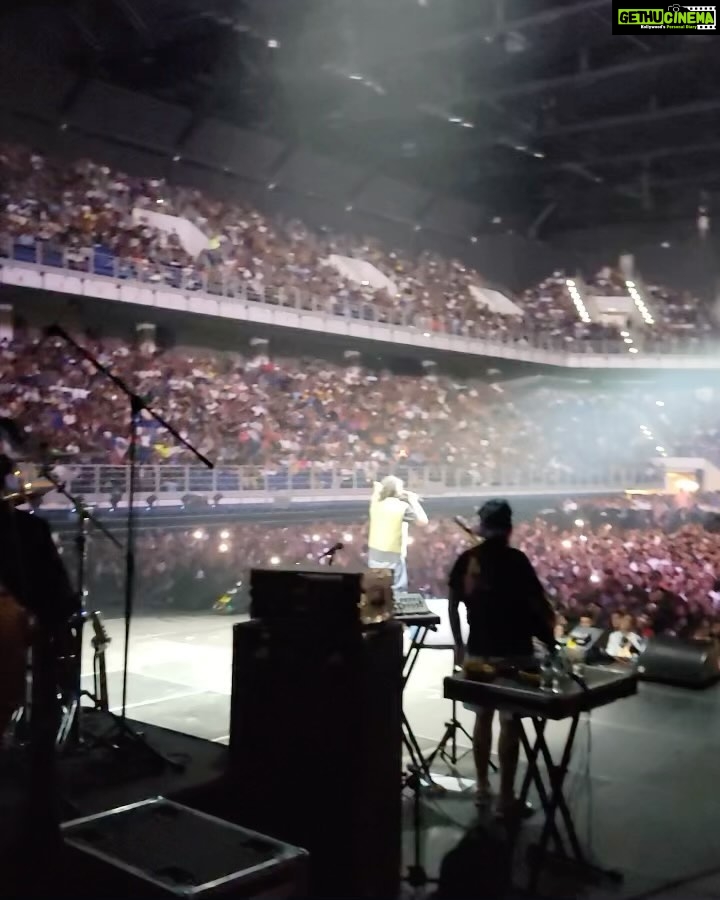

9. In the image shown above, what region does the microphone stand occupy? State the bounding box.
[37,464,123,748]
[318,543,343,567]
[45,326,213,764]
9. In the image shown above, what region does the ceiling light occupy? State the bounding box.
[629,347,639,353]
[566,280,575,287]
[470,235,478,243]
[656,400,664,407]
[626,281,635,288]
[660,241,671,248]
[492,216,502,224]
[461,121,475,128]
[348,73,364,80]
[655,446,665,453]
[624,338,633,344]
[448,116,463,124]
[533,151,545,159]
[267,38,280,48]
[620,331,629,337]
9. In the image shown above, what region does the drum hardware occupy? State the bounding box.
[34,464,123,750]
[3,478,55,508]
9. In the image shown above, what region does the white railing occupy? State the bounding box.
[3,236,720,362]
[50,462,663,505]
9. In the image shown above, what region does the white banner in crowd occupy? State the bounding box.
[323,254,398,296]
[469,285,524,317]
[132,208,210,258]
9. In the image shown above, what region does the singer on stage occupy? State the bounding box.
[367,476,428,594]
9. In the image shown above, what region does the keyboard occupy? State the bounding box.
[444,665,638,721]
[393,594,432,617]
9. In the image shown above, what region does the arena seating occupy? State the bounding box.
[1,141,712,351]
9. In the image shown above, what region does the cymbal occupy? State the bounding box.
[2,479,55,507]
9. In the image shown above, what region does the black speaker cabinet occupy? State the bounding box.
[229,618,403,899]
[638,635,719,688]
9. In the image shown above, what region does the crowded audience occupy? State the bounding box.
[0,141,712,348]
[65,498,720,645]
[3,329,720,476]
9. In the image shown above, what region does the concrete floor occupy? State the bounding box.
[83,612,720,899]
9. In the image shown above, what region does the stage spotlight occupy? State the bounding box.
[312,534,321,542]
[561,539,572,549]
[193,529,205,540]
[343,532,354,542]
[220,529,230,540]
[574,519,584,527]
[269,556,281,565]
[219,542,229,553]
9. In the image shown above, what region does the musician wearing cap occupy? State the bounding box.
[368,476,428,594]
[448,499,554,819]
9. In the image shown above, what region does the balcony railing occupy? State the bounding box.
[50,462,662,503]
[2,236,718,359]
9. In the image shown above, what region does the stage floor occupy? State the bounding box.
[84,612,720,899]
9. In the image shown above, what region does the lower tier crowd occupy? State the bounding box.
[62,495,720,643]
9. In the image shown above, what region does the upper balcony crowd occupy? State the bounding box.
[0,143,714,353]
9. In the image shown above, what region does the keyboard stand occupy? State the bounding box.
[401,623,438,788]
[517,714,622,892]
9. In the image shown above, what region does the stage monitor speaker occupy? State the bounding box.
[638,635,719,687]
[229,618,403,900]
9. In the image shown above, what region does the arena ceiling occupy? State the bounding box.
[2,0,720,236]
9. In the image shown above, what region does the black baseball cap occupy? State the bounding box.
[477,499,513,532]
